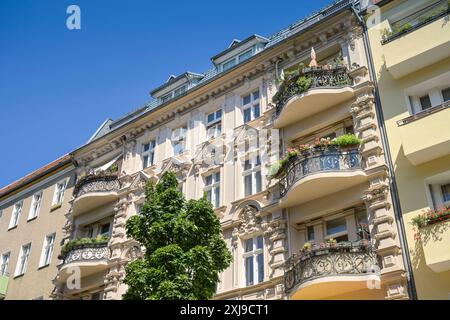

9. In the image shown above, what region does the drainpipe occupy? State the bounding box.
[350,4,418,300]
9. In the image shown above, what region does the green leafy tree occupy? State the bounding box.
[123,171,232,300]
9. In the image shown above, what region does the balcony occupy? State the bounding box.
[274,66,354,129]
[72,173,120,216]
[284,242,380,300]
[397,102,450,165]
[381,1,450,79]
[278,148,366,207]
[0,274,9,299]
[58,241,110,283]
[419,215,450,272]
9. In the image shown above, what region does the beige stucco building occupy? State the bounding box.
[0,155,75,300]
[365,0,450,299]
[47,0,411,300]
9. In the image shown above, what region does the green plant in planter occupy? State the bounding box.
[296,76,312,93]
[394,23,413,34]
[60,235,109,258]
[109,163,119,173]
[331,134,362,149]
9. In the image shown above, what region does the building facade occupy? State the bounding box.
[49,0,410,300]
[365,0,450,299]
[0,155,75,300]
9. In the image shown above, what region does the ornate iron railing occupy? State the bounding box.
[275,66,352,117]
[279,148,361,198]
[62,243,110,265]
[284,242,379,293]
[73,174,120,199]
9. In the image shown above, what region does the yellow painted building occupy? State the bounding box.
[365,0,450,299]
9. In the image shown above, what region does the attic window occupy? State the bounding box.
[222,48,253,72]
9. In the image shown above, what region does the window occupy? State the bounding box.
[0,209,3,221]
[441,184,450,203]
[142,140,156,168]
[28,191,43,221]
[172,126,187,156]
[307,226,315,242]
[204,172,220,208]
[238,49,253,63]
[206,110,222,139]
[419,94,432,110]
[242,90,260,123]
[174,85,187,97]
[8,201,23,229]
[243,155,262,197]
[100,222,111,237]
[442,87,450,102]
[326,217,348,242]
[1,252,10,276]
[39,233,55,267]
[160,92,172,103]
[15,243,31,277]
[243,236,264,286]
[222,58,237,72]
[52,180,67,205]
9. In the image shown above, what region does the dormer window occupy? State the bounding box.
[174,85,187,97]
[222,49,253,72]
[160,93,172,104]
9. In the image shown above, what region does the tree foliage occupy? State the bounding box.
[123,171,232,300]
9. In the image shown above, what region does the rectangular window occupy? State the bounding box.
[174,85,186,97]
[142,140,156,169]
[100,223,111,237]
[206,110,222,139]
[242,90,261,123]
[39,233,55,267]
[442,87,450,102]
[0,252,10,276]
[238,49,253,63]
[15,243,31,277]
[204,172,220,208]
[222,58,237,72]
[172,126,187,155]
[28,191,43,221]
[160,92,172,103]
[8,201,23,229]
[307,226,315,242]
[243,155,262,197]
[419,94,432,110]
[441,183,450,203]
[244,235,264,286]
[52,180,67,205]
[326,217,348,243]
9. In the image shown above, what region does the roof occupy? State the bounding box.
[0,154,73,199]
[210,34,269,62]
[150,71,204,97]
[86,0,355,144]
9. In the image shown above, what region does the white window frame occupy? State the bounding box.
[15,243,31,277]
[52,179,67,206]
[8,201,23,230]
[142,140,156,169]
[174,85,187,97]
[39,233,56,268]
[28,191,43,221]
[1,252,10,276]
[325,216,349,242]
[206,109,222,140]
[243,235,264,287]
[243,155,262,197]
[242,90,261,123]
[172,126,187,156]
[204,171,221,209]
[221,48,253,72]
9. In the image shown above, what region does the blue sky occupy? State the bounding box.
[0,0,332,188]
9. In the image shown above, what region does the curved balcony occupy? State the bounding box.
[274,67,354,129]
[72,174,120,216]
[58,243,110,283]
[278,148,366,207]
[284,242,381,300]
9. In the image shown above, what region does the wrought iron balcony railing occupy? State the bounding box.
[279,148,361,198]
[284,241,379,293]
[61,243,110,266]
[73,173,120,199]
[275,66,352,118]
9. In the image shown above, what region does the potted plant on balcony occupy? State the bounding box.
[327,238,337,248]
[330,134,362,151]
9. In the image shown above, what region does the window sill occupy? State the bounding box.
[13,273,25,279]
[7,225,18,231]
[50,203,62,212]
[37,264,50,271]
[27,216,38,223]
